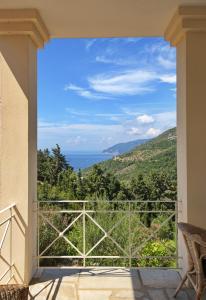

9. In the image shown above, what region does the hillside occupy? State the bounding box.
[103,139,148,155]
[95,127,177,182]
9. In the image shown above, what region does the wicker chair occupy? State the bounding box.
[174,222,206,300]
[0,284,29,300]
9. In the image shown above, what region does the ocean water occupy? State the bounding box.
[64,152,114,171]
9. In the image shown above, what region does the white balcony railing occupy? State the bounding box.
[0,203,16,283]
[36,200,178,268]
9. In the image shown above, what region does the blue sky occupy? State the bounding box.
[38,37,176,152]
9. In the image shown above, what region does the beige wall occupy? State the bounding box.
[177,31,206,227]
[164,6,206,272]
[1,1,206,38]
[176,31,206,270]
[0,36,37,284]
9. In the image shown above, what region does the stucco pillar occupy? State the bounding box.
[165,6,206,272]
[0,10,49,284]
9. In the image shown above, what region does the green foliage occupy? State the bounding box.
[139,240,176,267]
[39,202,177,267]
[89,127,177,182]
[38,144,72,185]
[151,215,175,240]
[103,138,148,155]
[37,132,177,268]
[39,212,75,266]
[37,147,130,201]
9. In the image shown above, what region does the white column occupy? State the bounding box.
[165,6,206,271]
[0,9,49,284]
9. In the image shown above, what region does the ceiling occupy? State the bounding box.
[0,0,206,38]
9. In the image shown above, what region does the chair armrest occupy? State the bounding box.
[191,234,206,248]
[0,284,29,299]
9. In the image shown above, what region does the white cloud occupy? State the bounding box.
[157,46,176,70]
[155,111,176,122]
[146,127,161,137]
[125,37,142,43]
[38,121,126,151]
[109,37,142,44]
[38,122,123,134]
[66,136,87,146]
[170,87,177,97]
[88,69,176,96]
[128,127,142,136]
[100,136,113,144]
[95,56,138,66]
[85,39,97,51]
[121,108,142,116]
[157,56,176,70]
[64,83,112,100]
[39,38,177,151]
[64,84,80,92]
[88,70,157,96]
[66,109,125,121]
[137,114,154,124]
[122,110,176,140]
[66,108,90,116]
[38,121,58,128]
[159,74,176,84]
[154,111,176,129]
[69,39,176,101]
[145,42,176,70]
[96,56,114,64]
[38,110,176,151]
[95,113,122,117]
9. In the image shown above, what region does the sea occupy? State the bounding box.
[64,152,114,171]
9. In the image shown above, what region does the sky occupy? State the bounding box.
[38,37,176,152]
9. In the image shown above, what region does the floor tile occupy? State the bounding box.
[29,268,195,300]
[139,269,180,288]
[79,290,112,300]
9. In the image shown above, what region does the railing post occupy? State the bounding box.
[83,202,86,267]
[175,201,178,268]
[129,202,131,268]
[0,204,15,283]
[37,201,39,269]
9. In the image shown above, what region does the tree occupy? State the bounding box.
[38,144,73,186]
[75,170,87,199]
[37,149,54,183]
[86,165,107,198]
[37,144,177,268]
[51,144,71,185]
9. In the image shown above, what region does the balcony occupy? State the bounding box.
[29,268,196,299]
[2,200,199,299]
[1,2,206,300]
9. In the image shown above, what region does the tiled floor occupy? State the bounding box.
[29,268,199,300]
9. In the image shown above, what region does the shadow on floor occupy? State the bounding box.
[29,268,198,300]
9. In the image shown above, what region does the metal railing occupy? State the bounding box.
[0,203,15,283]
[36,200,178,268]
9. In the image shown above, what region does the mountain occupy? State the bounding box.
[102,139,149,155]
[96,127,177,182]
